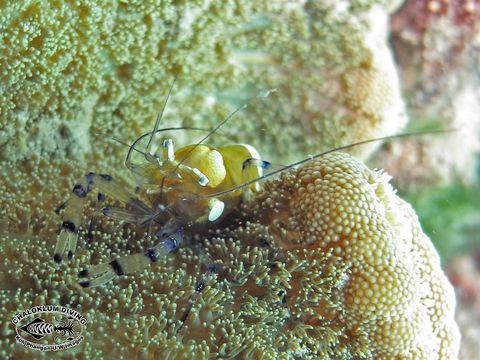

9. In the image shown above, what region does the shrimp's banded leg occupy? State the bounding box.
[218,144,269,193]
[54,176,90,263]
[86,192,106,242]
[177,263,217,333]
[241,158,271,188]
[78,228,184,288]
[54,172,150,263]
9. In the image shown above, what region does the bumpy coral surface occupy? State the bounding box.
[0,152,459,359]
[248,152,460,358]
[0,0,406,165]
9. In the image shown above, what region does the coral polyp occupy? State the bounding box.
[0,1,406,165]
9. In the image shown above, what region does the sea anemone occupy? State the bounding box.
[0,1,460,358]
[0,0,405,165]
[0,153,460,358]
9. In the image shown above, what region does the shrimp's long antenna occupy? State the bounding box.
[174,89,277,172]
[173,104,246,171]
[158,89,276,201]
[145,78,177,159]
[124,127,211,170]
[207,128,458,198]
[110,136,148,158]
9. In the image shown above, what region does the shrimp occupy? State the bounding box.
[53,80,452,328]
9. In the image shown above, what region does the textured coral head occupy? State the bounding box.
[247,152,460,359]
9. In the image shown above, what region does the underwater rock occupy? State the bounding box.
[372,0,480,187]
[447,254,480,359]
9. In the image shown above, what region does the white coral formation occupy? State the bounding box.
[339,5,407,157]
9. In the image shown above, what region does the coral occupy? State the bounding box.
[0,0,405,165]
[246,152,461,358]
[0,0,460,358]
[0,153,460,358]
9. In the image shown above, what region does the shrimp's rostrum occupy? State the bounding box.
[54,127,265,288]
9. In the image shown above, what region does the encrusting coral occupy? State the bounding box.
[0,0,406,165]
[0,152,460,359]
[247,152,460,358]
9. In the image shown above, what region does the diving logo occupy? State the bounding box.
[12,306,85,352]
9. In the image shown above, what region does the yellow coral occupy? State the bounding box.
[0,152,459,358]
